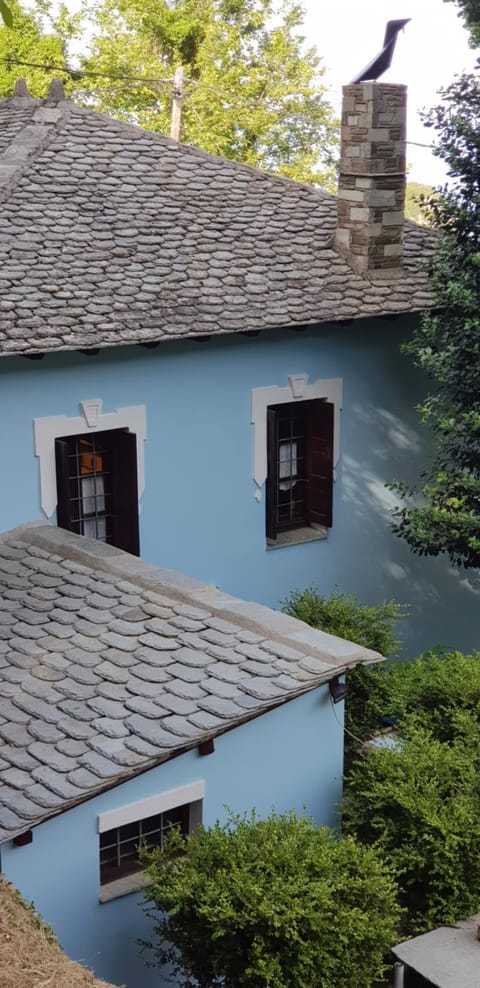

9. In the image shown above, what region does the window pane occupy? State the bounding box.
[81,475,106,515]
[119,821,140,842]
[279,441,297,479]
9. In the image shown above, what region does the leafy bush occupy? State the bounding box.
[343,717,480,935]
[143,810,400,988]
[371,648,480,742]
[282,588,405,741]
[282,588,403,655]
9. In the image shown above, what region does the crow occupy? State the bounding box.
[351,18,411,84]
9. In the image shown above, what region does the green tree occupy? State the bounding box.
[143,809,400,988]
[405,181,434,225]
[446,0,480,43]
[0,1,12,27]
[74,0,338,186]
[0,0,72,97]
[344,717,480,935]
[390,73,480,568]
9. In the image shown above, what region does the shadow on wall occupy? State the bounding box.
[339,400,480,657]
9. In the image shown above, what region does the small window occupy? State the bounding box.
[55,428,140,556]
[100,804,190,886]
[266,399,333,542]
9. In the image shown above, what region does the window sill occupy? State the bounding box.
[266,525,328,550]
[99,870,149,903]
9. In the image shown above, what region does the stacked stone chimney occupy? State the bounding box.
[334,82,407,277]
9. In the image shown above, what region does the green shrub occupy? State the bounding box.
[281,588,403,655]
[343,717,480,935]
[374,648,480,742]
[282,588,405,741]
[143,810,400,988]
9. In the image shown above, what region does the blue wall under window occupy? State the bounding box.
[0,317,478,656]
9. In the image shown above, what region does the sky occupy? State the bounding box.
[301,0,478,185]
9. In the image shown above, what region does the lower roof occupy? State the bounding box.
[0,523,380,841]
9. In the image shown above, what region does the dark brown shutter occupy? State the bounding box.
[266,406,278,540]
[55,437,75,532]
[109,430,140,556]
[306,400,334,527]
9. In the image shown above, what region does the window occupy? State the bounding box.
[97,782,205,902]
[100,804,189,885]
[55,428,140,556]
[266,399,333,543]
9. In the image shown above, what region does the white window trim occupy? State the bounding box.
[250,375,343,491]
[33,400,147,518]
[97,780,205,834]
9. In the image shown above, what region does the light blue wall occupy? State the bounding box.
[0,319,478,656]
[0,685,341,988]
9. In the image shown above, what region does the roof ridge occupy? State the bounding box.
[0,97,73,204]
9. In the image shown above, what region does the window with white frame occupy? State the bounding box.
[100,804,189,885]
[251,376,343,548]
[97,781,204,902]
[33,401,146,556]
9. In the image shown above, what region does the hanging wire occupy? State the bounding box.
[2,55,173,87]
[0,56,441,150]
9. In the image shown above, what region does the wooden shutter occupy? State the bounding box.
[306,400,334,528]
[109,430,140,556]
[265,406,279,540]
[55,437,75,532]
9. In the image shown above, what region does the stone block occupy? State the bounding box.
[382,211,404,226]
[350,207,369,222]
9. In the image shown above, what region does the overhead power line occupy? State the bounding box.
[1,58,440,152]
[2,56,173,87]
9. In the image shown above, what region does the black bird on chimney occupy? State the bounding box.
[350,18,411,84]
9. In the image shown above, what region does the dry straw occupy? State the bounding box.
[0,878,118,988]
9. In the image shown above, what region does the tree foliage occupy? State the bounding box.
[370,648,480,742]
[143,809,400,988]
[0,0,73,97]
[344,717,480,936]
[73,0,338,186]
[390,73,480,567]
[282,588,404,743]
[446,0,480,43]
[405,181,434,225]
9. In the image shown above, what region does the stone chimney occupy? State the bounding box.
[334,82,407,277]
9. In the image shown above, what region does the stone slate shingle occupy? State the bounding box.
[0,523,382,841]
[0,90,434,358]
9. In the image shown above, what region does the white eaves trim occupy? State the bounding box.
[97,780,206,833]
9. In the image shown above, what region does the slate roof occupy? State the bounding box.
[0,523,380,841]
[0,87,435,357]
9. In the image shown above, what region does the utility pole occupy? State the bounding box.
[170,66,184,142]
